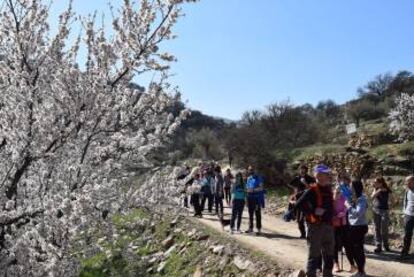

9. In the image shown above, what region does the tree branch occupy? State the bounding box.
[110,4,175,88]
[0,209,44,228]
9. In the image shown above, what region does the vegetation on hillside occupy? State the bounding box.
[175,70,414,183]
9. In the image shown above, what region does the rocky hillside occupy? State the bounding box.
[75,166,301,277]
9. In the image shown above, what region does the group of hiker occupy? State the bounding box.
[178,162,414,277]
[180,162,264,234]
[286,164,414,277]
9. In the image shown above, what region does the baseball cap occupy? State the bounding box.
[314,164,331,174]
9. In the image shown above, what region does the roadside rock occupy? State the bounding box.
[149,252,164,264]
[164,245,177,257]
[174,228,183,234]
[233,256,253,270]
[157,261,167,273]
[210,245,225,255]
[188,228,197,238]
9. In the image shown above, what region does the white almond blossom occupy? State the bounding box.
[0,0,194,275]
[389,93,414,141]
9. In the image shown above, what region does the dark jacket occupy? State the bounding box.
[289,174,315,191]
[214,174,224,197]
[373,190,390,210]
[294,184,334,224]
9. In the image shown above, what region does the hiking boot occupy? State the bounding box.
[256,229,262,235]
[384,245,391,252]
[245,228,253,234]
[374,246,382,253]
[229,229,234,235]
[236,229,241,234]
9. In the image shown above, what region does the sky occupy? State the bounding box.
[50,0,414,120]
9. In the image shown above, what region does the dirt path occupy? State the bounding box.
[192,205,413,277]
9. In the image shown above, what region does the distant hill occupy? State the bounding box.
[180,109,234,132]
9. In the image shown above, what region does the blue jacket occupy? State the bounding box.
[348,194,368,226]
[246,175,262,190]
[246,175,265,207]
[200,177,211,194]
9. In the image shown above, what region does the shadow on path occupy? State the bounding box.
[365,251,414,265]
[256,231,303,240]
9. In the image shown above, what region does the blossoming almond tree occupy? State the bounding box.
[389,93,414,141]
[0,0,194,275]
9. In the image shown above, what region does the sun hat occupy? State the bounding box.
[314,164,331,174]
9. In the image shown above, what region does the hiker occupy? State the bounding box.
[401,175,414,260]
[224,168,233,206]
[290,164,335,277]
[200,171,213,213]
[213,166,225,216]
[242,170,248,184]
[288,164,316,191]
[183,175,194,208]
[177,165,191,208]
[371,177,392,253]
[189,161,204,178]
[190,173,203,217]
[336,173,357,273]
[228,150,233,168]
[208,169,216,214]
[332,185,350,273]
[230,172,246,234]
[288,164,316,238]
[246,165,264,234]
[177,165,191,180]
[346,180,368,277]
